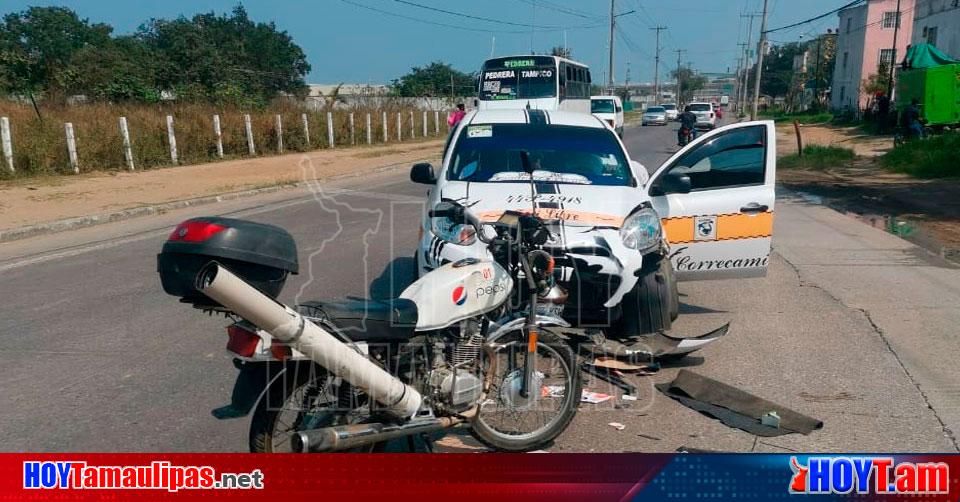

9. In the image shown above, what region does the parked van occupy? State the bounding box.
[590,95,624,136]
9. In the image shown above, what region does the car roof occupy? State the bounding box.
[467,109,607,128]
[590,95,621,102]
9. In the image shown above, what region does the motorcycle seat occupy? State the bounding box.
[297,299,418,341]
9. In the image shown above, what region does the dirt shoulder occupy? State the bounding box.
[0,139,443,232]
[776,124,960,260]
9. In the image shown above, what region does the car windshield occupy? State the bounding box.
[447,124,631,186]
[689,104,711,112]
[645,107,665,113]
[661,104,677,111]
[591,99,616,113]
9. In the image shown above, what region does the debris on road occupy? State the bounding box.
[591,357,660,374]
[608,422,626,431]
[581,363,638,395]
[637,433,661,441]
[657,369,823,437]
[621,394,638,401]
[587,323,730,359]
[761,411,781,429]
[581,390,613,404]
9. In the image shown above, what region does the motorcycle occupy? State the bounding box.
[158,157,581,453]
[678,125,695,146]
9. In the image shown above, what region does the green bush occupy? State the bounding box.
[881,132,960,178]
[780,145,856,170]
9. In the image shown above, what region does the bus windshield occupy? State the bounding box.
[480,56,557,101]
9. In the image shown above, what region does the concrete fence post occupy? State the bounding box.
[212,114,224,158]
[410,111,415,139]
[166,115,178,164]
[366,113,372,145]
[244,114,256,155]
[1,117,13,173]
[301,113,310,146]
[275,114,283,153]
[382,111,388,142]
[397,112,402,141]
[422,111,428,138]
[118,116,134,171]
[434,111,440,136]
[64,122,79,174]
[349,112,355,145]
[327,111,335,148]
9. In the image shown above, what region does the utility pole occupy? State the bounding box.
[651,26,667,102]
[737,42,748,113]
[740,12,760,116]
[674,49,685,105]
[608,0,616,90]
[751,0,769,120]
[886,0,902,98]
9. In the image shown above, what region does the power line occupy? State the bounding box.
[765,0,864,34]
[393,0,565,29]
[339,0,529,33]
[513,0,602,20]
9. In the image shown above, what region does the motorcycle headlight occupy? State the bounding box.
[620,207,662,252]
[430,214,477,246]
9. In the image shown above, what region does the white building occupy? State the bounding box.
[911,0,960,58]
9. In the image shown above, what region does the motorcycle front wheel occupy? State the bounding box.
[471,329,581,452]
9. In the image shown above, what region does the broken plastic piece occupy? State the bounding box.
[761,411,781,428]
[581,390,613,404]
[608,422,626,431]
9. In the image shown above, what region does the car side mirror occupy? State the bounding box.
[630,160,649,187]
[410,163,436,184]
[651,172,692,196]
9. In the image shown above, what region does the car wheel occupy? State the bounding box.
[616,257,674,335]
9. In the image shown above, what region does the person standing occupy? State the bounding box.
[447,103,466,128]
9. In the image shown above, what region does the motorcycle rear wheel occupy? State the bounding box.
[248,362,386,453]
[471,329,580,452]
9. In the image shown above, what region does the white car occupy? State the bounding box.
[411,109,777,336]
[590,95,624,137]
[660,103,679,121]
[688,102,716,129]
[641,106,668,126]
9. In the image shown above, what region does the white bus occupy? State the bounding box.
[478,55,592,113]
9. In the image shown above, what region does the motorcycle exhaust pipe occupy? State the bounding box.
[291,417,460,453]
[196,262,423,420]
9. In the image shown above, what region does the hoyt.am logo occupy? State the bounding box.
[789,456,949,495]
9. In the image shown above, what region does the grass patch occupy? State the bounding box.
[881,132,960,178]
[780,145,856,170]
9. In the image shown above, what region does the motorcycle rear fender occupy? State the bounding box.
[212,359,294,419]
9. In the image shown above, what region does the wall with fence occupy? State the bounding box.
[0,102,453,178]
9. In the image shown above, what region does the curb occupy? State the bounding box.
[0,158,424,244]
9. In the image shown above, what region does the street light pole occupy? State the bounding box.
[675,49,685,106]
[751,0,769,120]
[608,0,615,91]
[886,0,902,98]
[651,26,667,102]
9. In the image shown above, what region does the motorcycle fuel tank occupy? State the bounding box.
[400,258,513,331]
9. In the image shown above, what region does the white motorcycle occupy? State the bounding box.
[158,194,581,452]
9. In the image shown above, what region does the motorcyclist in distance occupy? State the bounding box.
[678,105,698,146]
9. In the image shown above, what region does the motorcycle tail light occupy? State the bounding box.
[271,343,292,361]
[168,220,227,242]
[226,324,261,357]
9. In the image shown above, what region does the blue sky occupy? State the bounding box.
[4,0,850,84]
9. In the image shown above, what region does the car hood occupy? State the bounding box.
[438,181,645,228]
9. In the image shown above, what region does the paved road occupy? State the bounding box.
[1,120,957,453]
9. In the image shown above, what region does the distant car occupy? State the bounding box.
[590,96,624,136]
[688,102,716,129]
[660,103,679,121]
[641,106,668,126]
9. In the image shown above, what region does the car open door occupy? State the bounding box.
[647,120,776,281]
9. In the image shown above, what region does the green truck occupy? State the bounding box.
[895,43,960,128]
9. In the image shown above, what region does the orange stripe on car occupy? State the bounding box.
[661,212,774,244]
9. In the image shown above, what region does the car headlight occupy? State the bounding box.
[620,207,661,251]
[429,213,477,245]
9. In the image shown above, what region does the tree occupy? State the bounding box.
[137,5,310,104]
[0,6,112,97]
[550,46,571,59]
[670,67,706,104]
[391,62,475,97]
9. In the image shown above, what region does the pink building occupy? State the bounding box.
[831,0,915,111]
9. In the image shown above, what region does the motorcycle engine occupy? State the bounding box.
[427,318,485,413]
